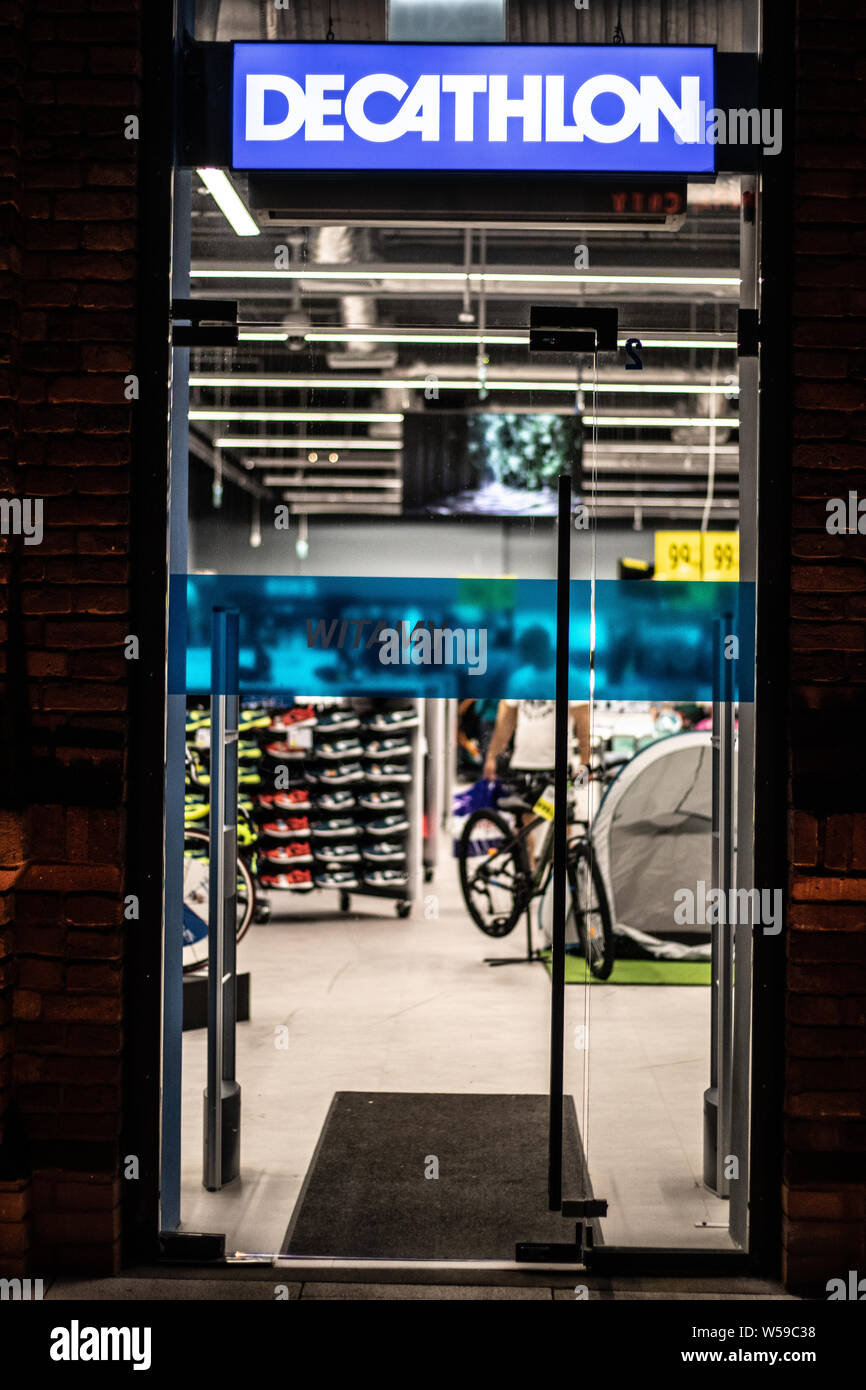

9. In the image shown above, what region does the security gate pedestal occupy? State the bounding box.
[203,606,241,1191]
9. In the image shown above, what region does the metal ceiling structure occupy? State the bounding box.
[186,1,750,523]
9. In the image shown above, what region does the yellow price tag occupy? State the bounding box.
[654,531,703,581]
[702,532,739,581]
[532,784,556,822]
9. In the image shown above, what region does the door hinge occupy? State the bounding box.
[530,305,619,354]
[172,298,238,347]
[516,1220,597,1264]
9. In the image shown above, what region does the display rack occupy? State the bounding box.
[184,695,425,919]
[251,696,424,919]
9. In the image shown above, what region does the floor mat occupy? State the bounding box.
[540,951,711,985]
[281,1091,599,1261]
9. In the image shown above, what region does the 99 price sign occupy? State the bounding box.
[654,531,739,581]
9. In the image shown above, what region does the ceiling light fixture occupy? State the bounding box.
[214,437,403,450]
[196,169,260,238]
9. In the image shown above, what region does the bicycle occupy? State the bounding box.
[457,770,615,979]
[182,748,267,973]
[182,827,256,973]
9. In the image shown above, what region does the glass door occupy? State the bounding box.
[163,174,755,1266]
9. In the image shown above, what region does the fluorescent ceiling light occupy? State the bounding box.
[196,169,260,238]
[191,268,740,288]
[583,416,738,428]
[215,437,402,450]
[191,375,736,395]
[239,331,289,341]
[190,410,403,423]
[302,332,737,350]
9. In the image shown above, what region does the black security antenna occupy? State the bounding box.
[612,2,625,44]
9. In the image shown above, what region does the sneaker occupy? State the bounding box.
[316,739,364,761]
[238,741,263,762]
[270,789,312,812]
[311,818,360,839]
[238,707,271,732]
[314,870,359,890]
[363,868,409,887]
[358,790,405,811]
[185,708,210,733]
[316,709,360,732]
[265,741,308,760]
[363,738,412,759]
[366,708,418,731]
[261,816,310,839]
[318,762,365,784]
[366,815,410,837]
[314,843,361,865]
[362,842,406,863]
[262,842,313,866]
[270,706,317,732]
[366,763,412,783]
[314,790,356,812]
[260,869,314,892]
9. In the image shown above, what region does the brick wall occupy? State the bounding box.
[784,3,866,1296]
[0,0,140,1276]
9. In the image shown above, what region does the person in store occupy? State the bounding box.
[482,699,591,787]
[482,698,590,868]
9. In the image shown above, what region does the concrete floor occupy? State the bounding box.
[45,1271,796,1301]
[179,844,732,1259]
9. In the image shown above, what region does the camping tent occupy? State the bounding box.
[539,731,714,961]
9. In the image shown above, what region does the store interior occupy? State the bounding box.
[169,0,757,1267]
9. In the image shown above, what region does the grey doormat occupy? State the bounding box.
[281,1091,600,1262]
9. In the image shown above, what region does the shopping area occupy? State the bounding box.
[163,0,765,1275]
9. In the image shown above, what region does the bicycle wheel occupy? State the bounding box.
[568,839,615,980]
[458,808,528,938]
[182,828,255,972]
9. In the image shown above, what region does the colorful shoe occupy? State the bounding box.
[262,842,313,866]
[366,708,418,731]
[314,843,361,865]
[269,789,312,812]
[318,762,365,784]
[363,868,409,887]
[363,738,411,759]
[366,815,410,837]
[238,707,271,732]
[261,816,310,840]
[270,705,317,732]
[185,707,210,734]
[311,818,360,839]
[358,790,405,812]
[315,709,360,732]
[316,739,364,761]
[238,741,263,762]
[314,870,359,890]
[265,741,308,760]
[366,763,412,783]
[362,842,407,863]
[314,790,356,812]
[260,869,315,892]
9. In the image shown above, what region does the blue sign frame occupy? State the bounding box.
[232,42,716,177]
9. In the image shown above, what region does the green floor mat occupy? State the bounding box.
[540,950,711,986]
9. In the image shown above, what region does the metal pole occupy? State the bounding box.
[204,606,241,1190]
[705,615,734,1196]
[548,473,572,1211]
[730,166,760,1247]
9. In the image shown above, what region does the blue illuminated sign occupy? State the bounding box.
[232,42,715,176]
